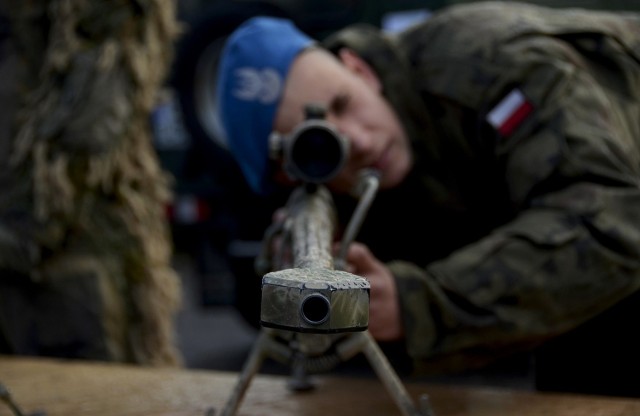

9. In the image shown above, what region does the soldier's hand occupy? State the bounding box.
[343,242,403,341]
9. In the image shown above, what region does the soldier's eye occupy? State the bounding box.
[330,93,351,115]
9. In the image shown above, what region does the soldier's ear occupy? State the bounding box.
[337,48,382,92]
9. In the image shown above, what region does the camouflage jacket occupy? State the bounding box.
[0,0,181,366]
[324,2,640,373]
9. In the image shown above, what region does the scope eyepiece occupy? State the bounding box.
[285,121,348,183]
[269,103,348,184]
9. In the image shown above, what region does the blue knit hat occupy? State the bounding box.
[213,17,314,194]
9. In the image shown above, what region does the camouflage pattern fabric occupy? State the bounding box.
[324,1,640,373]
[0,0,182,365]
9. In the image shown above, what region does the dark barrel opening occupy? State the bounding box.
[300,293,330,325]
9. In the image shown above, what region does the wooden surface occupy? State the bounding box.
[1,355,639,416]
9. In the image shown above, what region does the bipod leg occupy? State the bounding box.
[353,331,435,416]
[287,351,316,392]
[219,328,291,416]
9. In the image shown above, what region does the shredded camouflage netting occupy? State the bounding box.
[2,0,184,365]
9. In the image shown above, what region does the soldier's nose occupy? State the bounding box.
[344,127,374,159]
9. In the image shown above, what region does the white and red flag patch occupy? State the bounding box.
[486,89,533,137]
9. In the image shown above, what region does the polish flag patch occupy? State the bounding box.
[486,89,533,137]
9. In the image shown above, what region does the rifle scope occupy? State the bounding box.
[280,104,348,184]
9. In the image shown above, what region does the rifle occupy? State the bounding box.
[219,105,434,416]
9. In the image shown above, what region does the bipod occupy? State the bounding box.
[218,327,435,416]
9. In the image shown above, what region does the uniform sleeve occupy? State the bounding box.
[390,33,640,372]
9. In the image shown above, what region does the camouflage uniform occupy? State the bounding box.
[324,1,640,384]
[0,0,182,366]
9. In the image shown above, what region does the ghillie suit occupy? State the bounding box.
[0,0,183,366]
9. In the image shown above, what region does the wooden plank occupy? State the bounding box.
[1,356,639,416]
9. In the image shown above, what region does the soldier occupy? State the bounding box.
[212,3,640,395]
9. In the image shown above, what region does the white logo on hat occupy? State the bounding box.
[233,68,282,104]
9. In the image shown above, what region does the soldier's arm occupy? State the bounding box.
[390,32,640,371]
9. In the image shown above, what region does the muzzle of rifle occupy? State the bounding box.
[260,186,370,333]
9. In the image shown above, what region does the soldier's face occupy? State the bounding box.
[274,48,413,194]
